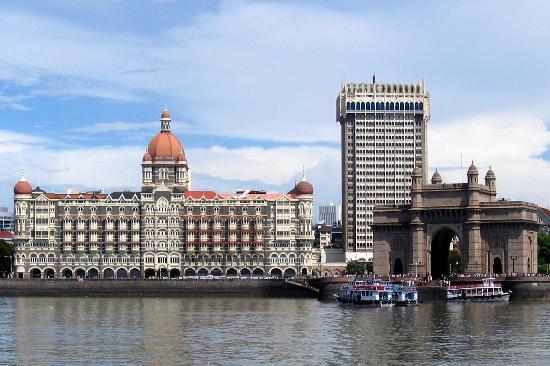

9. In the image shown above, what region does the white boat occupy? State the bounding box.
[334,278,414,307]
[447,277,511,302]
[335,279,391,306]
[393,282,420,306]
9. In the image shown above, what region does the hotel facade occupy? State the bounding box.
[12,110,317,279]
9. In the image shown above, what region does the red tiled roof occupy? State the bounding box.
[0,231,13,239]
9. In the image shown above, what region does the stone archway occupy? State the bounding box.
[103,268,115,279]
[116,268,128,279]
[144,268,156,278]
[44,268,55,279]
[130,268,141,279]
[430,228,458,279]
[252,268,264,276]
[493,257,503,275]
[31,268,41,278]
[283,268,296,278]
[226,268,238,276]
[75,268,86,279]
[169,268,181,279]
[62,268,73,279]
[88,268,99,279]
[270,268,283,278]
[184,268,196,276]
[394,258,403,275]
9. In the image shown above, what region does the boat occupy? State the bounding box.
[393,281,420,306]
[335,279,383,306]
[446,277,511,302]
[335,278,419,307]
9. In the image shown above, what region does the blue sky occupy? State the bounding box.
[1,0,550,213]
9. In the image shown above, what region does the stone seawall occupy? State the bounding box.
[0,279,318,298]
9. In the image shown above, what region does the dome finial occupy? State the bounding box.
[160,107,171,131]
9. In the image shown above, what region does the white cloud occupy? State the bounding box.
[71,121,158,133]
[188,145,339,185]
[0,129,340,208]
[429,113,550,205]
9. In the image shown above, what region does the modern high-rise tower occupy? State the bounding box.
[336,81,430,261]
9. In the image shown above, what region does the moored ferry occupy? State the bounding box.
[447,277,511,302]
[393,281,420,306]
[335,278,418,306]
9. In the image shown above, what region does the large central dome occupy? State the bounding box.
[145,109,186,161]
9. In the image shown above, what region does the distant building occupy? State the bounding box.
[337,81,429,262]
[538,208,550,233]
[373,164,539,276]
[0,207,14,233]
[313,224,332,248]
[318,203,341,226]
[13,109,318,279]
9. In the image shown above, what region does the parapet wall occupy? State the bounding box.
[0,279,318,298]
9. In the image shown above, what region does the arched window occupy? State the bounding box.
[350,102,355,110]
[405,102,410,111]
[385,102,390,110]
[346,101,351,110]
[366,102,371,111]
[419,102,423,111]
[390,102,394,110]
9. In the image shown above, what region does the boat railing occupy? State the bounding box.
[450,283,502,289]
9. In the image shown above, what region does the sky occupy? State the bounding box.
[1,0,550,215]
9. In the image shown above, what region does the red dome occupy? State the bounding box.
[288,179,313,195]
[161,109,171,119]
[147,132,184,160]
[14,179,32,195]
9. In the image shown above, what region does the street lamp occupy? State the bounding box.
[510,256,518,274]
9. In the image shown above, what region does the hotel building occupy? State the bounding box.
[12,110,317,279]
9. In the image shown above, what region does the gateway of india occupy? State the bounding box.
[373,164,539,277]
[12,109,317,279]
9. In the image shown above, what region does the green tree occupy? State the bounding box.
[346,260,366,275]
[0,239,14,276]
[538,232,550,265]
[448,248,462,274]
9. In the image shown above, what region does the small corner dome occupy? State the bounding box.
[467,161,478,175]
[431,169,442,184]
[161,109,171,119]
[177,149,186,162]
[143,151,152,162]
[485,166,496,179]
[14,177,32,195]
[288,178,313,196]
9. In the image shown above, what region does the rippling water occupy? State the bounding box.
[0,297,549,365]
